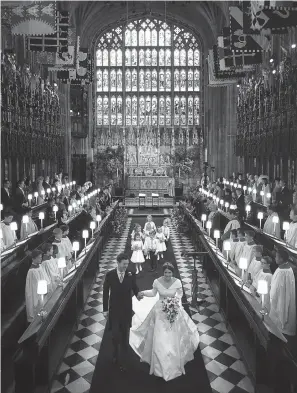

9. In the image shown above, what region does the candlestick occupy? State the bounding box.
[214,230,220,249]
[53,205,58,220]
[272,215,279,235]
[28,194,32,206]
[39,212,44,228]
[73,241,79,268]
[206,221,212,236]
[90,221,96,238]
[82,230,89,253]
[239,257,247,288]
[201,214,207,229]
[257,212,264,229]
[34,192,38,205]
[22,215,29,237]
[37,280,48,320]
[283,221,290,243]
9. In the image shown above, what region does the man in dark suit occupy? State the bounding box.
[103,253,143,371]
[278,180,292,221]
[13,179,28,214]
[236,188,245,221]
[1,179,12,209]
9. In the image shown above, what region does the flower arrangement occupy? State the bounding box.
[171,207,190,234]
[161,296,180,326]
[111,207,128,237]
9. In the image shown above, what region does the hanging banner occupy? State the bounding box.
[207,50,238,87]
[11,1,56,36]
[249,3,297,32]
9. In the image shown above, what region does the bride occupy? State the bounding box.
[129,262,199,381]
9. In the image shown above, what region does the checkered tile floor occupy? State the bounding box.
[50,216,254,393]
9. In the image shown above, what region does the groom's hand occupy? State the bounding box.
[137,292,144,300]
[103,311,109,318]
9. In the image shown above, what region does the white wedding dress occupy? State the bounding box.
[129,278,200,381]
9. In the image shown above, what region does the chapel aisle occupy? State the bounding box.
[50,212,254,393]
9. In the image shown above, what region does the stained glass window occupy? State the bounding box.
[96,19,201,127]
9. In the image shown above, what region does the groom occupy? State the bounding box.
[103,252,143,371]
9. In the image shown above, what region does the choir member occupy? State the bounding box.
[25,249,51,323]
[41,243,61,291]
[286,206,297,249]
[250,256,273,311]
[1,211,15,248]
[263,205,281,239]
[245,245,263,282]
[234,229,247,267]
[222,210,241,239]
[52,228,68,260]
[1,179,13,210]
[240,230,258,269]
[228,229,239,263]
[60,224,73,269]
[269,248,296,336]
[20,207,38,239]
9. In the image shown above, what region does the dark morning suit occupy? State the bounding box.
[14,187,26,214]
[103,269,139,362]
[1,188,12,209]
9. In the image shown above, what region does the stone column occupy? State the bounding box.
[63,84,72,178]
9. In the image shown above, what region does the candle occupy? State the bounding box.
[34,192,38,204]
[58,257,66,284]
[206,220,212,236]
[201,214,207,228]
[260,190,264,204]
[272,215,279,235]
[37,280,48,320]
[46,188,51,196]
[82,230,89,253]
[28,194,32,206]
[90,221,96,237]
[223,240,231,267]
[53,205,58,220]
[22,215,29,237]
[214,230,220,248]
[283,221,290,243]
[39,212,44,228]
[239,257,248,287]
[73,241,79,267]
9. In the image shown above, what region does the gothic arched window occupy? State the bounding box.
[96,18,201,127]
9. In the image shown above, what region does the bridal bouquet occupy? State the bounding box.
[162,297,180,326]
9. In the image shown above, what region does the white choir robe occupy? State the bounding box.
[263,213,281,239]
[0,222,15,248]
[252,270,272,312]
[240,243,258,269]
[20,217,38,239]
[62,236,73,259]
[25,266,51,323]
[229,240,239,262]
[286,222,297,249]
[269,267,296,336]
[42,257,61,291]
[224,219,241,234]
[234,241,247,265]
[162,226,170,241]
[1,237,5,251]
[53,240,70,273]
[246,257,262,281]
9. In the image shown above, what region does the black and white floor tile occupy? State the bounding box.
[51,214,254,393]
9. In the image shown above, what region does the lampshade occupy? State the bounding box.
[41,190,45,196]
[245,205,251,212]
[230,204,235,210]
[28,194,32,200]
[257,280,268,295]
[252,189,257,194]
[70,182,73,186]
[68,205,73,212]
[73,181,76,185]
[239,257,248,270]
[260,191,264,196]
[72,202,77,208]
[201,214,207,222]
[37,280,48,295]
[39,212,45,220]
[81,197,85,203]
[214,230,220,239]
[0,203,3,211]
[22,215,29,224]
[73,241,79,251]
[272,215,279,224]
[58,257,66,269]
[243,186,247,191]
[248,187,252,193]
[82,230,89,239]
[223,241,231,251]
[34,192,38,198]
[226,181,229,185]
[53,205,58,212]
[51,187,56,192]
[283,221,290,230]
[96,215,102,222]
[238,184,242,189]
[66,183,69,187]
[216,197,220,202]
[220,200,224,205]
[225,202,229,208]
[10,222,17,231]
[90,221,96,230]
[266,193,271,199]
[206,221,212,229]
[230,182,234,186]
[257,212,264,220]
[47,188,51,193]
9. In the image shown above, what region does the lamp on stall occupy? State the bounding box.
[252,189,257,197]
[37,280,48,321]
[68,205,73,215]
[260,190,264,204]
[90,221,96,238]
[39,212,44,228]
[272,215,279,235]
[226,181,230,185]
[257,280,268,320]
[201,214,207,229]
[238,184,242,189]
[239,257,248,288]
[58,257,66,285]
[73,241,79,267]
[53,205,58,220]
[206,220,212,236]
[22,215,29,237]
[214,230,220,249]
[34,192,38,204]
[51,187,56,195]
[257,212,264,229]
[82,230,89,253]
[225,202,229,212]
[223,241,231,268]
[216,197,220,204]
[219,200,224,209]
[266,193,271,200]
[245,205,251,216]
[248,187,252,194]
[73,181,76,187]
[96,215,102,228]
[10,222,17,244]
[66,183,69,188]
[46,188,51,196]
[243,186,247,195]
[41,190,45,198]
[283,221,290,244]
[230,182,234,187]
[28,194,32,206]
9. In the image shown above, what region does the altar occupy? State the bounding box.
[127,175,171,196]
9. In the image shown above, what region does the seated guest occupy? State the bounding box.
[245,245,263,282]
[269,248,296,336]
[1,210,15,248]
[41,243,61,291]
[250,256,273,312]
[25,249,51,323]
[240,230,258,269]
[222,210,241,239]
[235,188,245,220]
[224,188,232,204]
[45,198,56,227]
[43,176,51,192]
[60,224,73,269]
[286,206,297,248]
[1,179,13,210]
[263,205,281,239]
[234,229,247,268]
[20,207,38,239]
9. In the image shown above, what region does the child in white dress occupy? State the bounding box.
[144,230,158,271]
[162,219,170,244]
[131,223,144,241]
[156,226,166,260]
[144,215,156,237]
[131,233,145,274]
